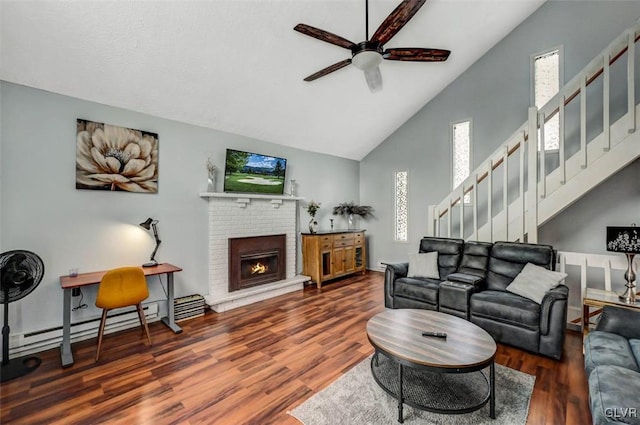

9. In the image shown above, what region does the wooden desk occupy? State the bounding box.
[59,263,183,367]
[582,288,640,337]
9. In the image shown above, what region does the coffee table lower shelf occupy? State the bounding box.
[371,351,494,422]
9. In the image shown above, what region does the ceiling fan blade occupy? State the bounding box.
[294,24,356,50]
[303,59,352,82]
[383,48,450,62]
[371,0,427,45]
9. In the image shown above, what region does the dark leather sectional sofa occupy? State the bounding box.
[384,237,569,359]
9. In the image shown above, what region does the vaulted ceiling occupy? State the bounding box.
[0,0,545,160]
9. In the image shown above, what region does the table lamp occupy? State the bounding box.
[606,224,640,303]
[140,218,161,267]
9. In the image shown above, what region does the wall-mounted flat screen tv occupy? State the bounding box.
[223,149,287,195]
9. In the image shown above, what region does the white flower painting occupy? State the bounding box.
[76,119,159,193]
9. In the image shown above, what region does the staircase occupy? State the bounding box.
[427,20,640,243]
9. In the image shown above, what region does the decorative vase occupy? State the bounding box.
[347,214,354,230]
[207,171,216,192]
[289,179,297,197]
[309,218,318,234]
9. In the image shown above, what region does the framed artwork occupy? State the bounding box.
[76,119,159,193]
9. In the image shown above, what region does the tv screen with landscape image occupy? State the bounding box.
[223,149,287,195]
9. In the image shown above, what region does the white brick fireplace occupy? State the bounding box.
[200,192,309,312]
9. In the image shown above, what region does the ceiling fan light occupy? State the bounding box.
[364,66,383,93]
[352,50,382,71]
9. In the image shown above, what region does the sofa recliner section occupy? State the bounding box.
[384,237,569,359]
[584,306,640,425]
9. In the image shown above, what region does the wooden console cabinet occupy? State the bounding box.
[301,230,366,288]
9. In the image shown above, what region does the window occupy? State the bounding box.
[532,48,561,150]
[394,171,408,242]
[452,120,471,203]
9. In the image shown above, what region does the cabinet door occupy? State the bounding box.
[321,250,333,280]
[354,245,364,271]
[344,245,355,273]
[332,247,346,276]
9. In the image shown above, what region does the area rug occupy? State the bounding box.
[289,355,535,425]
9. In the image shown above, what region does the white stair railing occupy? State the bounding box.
[557,251,639,329]
[428,20,640,243]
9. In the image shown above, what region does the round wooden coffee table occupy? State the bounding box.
[366,309,497,423]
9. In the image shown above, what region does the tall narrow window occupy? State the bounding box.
[395,171,408,242]
[532,48,561,150]
[452,120,471,203]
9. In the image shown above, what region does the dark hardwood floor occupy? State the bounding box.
[0,272,591,424]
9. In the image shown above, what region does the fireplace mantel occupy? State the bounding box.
[200,192,304,200]
[200,192,304,208]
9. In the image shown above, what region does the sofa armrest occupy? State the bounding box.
[596,305,640,340]
[447,272,484,286]
[538,284,569,359]
[384,263,408,308]
[540,285,568,335]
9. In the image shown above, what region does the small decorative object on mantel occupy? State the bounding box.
[307,200,320,234]
[289,179,297,197]
[606,224,640,303]
[206,157,218,192]
[333,202,374,230]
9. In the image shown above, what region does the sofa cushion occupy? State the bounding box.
[486,241,555,291]
[584,331,639,378]
[419,237,464,279]
[630,339,640,365]
[456,240,492,278]
[589,365,640,425]
[407,251,439,279]
[470,290,540,330]
[394,277,440,305]
[597,305,640,340]
[505,263,567,304]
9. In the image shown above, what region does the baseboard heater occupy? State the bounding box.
[7,302,159,359]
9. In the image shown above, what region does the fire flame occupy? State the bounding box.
[251,262,268,274]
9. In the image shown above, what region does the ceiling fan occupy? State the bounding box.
[294,0,450,93]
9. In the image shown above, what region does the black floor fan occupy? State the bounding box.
[1,250,44,383]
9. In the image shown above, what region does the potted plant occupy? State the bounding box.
[332,202,373,230]
[307,200,320,234]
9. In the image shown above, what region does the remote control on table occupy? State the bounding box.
[422,331,447,339]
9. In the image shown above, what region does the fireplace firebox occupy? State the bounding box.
[228,234,286,292]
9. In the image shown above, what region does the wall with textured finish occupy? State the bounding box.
[0,81,358,339]
[360,1,640,273]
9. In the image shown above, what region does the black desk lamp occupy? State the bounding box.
[140,218,161,267]
[606,224,640,303]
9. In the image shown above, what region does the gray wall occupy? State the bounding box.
[361,1,640,273]
[0,81,359,336]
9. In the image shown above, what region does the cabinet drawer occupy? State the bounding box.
[321,242,332,250]
[354,238,364,245]
[333,233,355,242]
[334,240,353,248]
[319,235,332,243]
[353,232,364,239]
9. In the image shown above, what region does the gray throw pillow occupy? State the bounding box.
[506,262,567,304]
[407,251,440,279]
